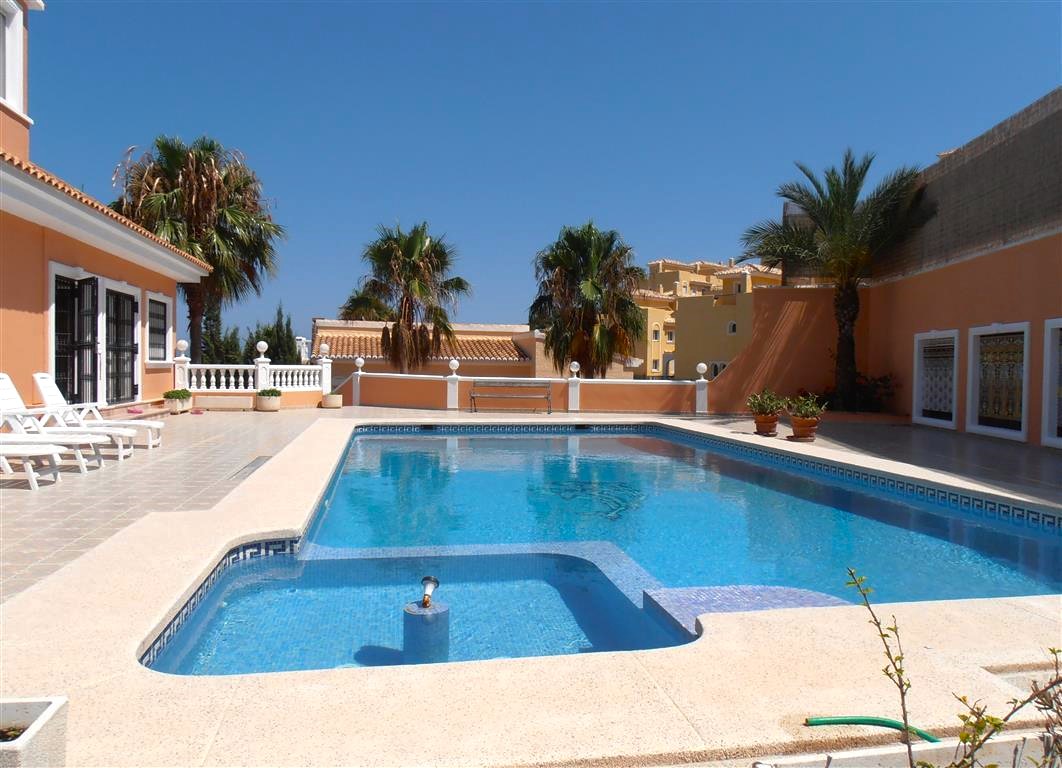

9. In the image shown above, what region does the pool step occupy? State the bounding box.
[644,585,850,635]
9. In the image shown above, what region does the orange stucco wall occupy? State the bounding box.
[356,375,449,410]
[458,378,567,412]
[709,234,1061,444]
[863,233,1061,445]
[0,211,180,405]
[580,381,696,413]
[707,286,870,414]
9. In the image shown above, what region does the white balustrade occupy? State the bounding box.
[186,364,257,392]
[269,364,323,391]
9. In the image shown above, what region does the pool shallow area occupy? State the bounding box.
[147,426,1062,676]
[151,552,689,675]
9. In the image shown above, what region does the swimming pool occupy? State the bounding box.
[147,425,1062,675]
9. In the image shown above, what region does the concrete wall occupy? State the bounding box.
[0,211,180,405]
[876,90,1062,280]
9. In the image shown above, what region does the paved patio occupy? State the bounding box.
[1,407,1058,601]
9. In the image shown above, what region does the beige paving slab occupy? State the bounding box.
[2,413,1059,767]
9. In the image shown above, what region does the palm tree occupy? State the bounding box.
[529,221,646,378]
[358,222,470,373]
[338,287,397,322]
[741,150,932,410]
[111,136,284,362]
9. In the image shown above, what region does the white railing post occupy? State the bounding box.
[695,362,708,414]
[254,341,271,391]
[353,357,364,406]
[318,343,332,394]
[568,361,581,412]
[446,359,460,410]
[173,339,190,390]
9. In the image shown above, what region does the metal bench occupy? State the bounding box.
[469,379,552,413]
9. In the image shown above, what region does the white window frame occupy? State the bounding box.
[665,329,674,344]
[651,358,660,372]
[911,329,959,430]
[99,277,142,406]
[651,326,660,342]
[144,290,175,365]
[0,0,28,119]
[966,321,1030,442]
[1041,317,1062,449]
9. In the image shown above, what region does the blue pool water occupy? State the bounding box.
[152,553,689,675]
[151,429,1062,675]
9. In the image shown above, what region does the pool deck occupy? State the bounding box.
[1,411,1060,766]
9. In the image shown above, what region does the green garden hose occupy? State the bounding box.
[804,716,940,743]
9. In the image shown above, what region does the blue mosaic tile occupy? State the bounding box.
[644,585,850,634]
[139,538,298,667]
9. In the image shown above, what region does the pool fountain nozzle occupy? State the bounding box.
[421,576,439,608]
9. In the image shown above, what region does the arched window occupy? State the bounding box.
[727,321,737,335]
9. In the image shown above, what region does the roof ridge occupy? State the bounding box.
[0,150,211,272]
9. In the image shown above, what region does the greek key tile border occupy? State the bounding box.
[353,423,1059,537]
[140,538,298,668]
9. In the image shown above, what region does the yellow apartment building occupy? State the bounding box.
[632,259,728,378]
[671,264,782,380]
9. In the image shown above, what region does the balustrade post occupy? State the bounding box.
[567,361,581,412]
[446,359,460,410]
[318,343,332,394]
[254,341,271,391]
[695,363,708,414]
[353,357,364,406]
[174,340,190,390]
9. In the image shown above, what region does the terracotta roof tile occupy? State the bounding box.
[315,331,529,362]
[0,151,211,273]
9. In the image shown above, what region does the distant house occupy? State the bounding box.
[0,1,210,407]
[672,263,782,380]
[311,319,638,390]
[633,258,729,379]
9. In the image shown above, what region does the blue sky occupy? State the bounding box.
[29,1,1061,338]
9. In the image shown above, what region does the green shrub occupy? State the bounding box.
[787,392,826,419]
[745,389,786,416]
[257,388,282,398]
[163,389,191,400]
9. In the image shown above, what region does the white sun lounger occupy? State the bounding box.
[0,374,137,461]
[0,430,108,473]
[33,373,164,449]
[0,444,64,490]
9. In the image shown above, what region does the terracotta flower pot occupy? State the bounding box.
[790,416,821,441]
[753,414,779,436]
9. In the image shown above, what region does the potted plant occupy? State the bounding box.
[320,392,342,409]
[746,389,786,436]
[0,697,68,767]
[786,393,826,441]
[162,389,192,415]
[256,388,282,412]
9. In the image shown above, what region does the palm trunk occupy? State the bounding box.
[184,283,205,364]
[833,280,860,411]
